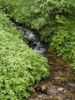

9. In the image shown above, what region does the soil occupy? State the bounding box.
[29,49,75,100]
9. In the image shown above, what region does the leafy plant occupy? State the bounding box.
[0,11,49,99]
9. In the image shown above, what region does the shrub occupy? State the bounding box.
[31,0,75,69]
[51,17,75,69]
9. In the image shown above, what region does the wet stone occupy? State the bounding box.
[57,87,64,92]
[53,96,63,100]
[67,83,75,88]
[35,85,48,94]
[40,85,48,94]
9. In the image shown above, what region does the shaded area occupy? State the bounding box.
[10,19,75,100]
[12,21,47,55]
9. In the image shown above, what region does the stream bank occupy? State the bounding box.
[10,19,75,100]
[29,51,75,100]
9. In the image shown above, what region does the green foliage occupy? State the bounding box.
[51,18,75,69]
[31,0,75,69]
[33,0,72,17]
[0,11,49,99]
[0,1,75,100]
[0,0,35,24]
[0,0,75,69]
[31,0,74,39]
[0,11,22,38]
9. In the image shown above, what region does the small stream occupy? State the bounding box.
[13,22,47,55]
[11,20,75,100]
[22,27,46,54]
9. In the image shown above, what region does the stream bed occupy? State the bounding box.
[12,21,75,100]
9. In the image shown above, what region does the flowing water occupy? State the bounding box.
[23,28,46,54]
[13,23,46,55]
[12,21,75,100]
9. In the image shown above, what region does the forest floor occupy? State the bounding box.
[29,49,75,100]
[12,20,75,100]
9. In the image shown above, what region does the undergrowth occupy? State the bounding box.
[0,1,75,68]
[0,11,49,99]
[0,0,75,99]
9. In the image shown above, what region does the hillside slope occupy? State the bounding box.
[0,11,48,99]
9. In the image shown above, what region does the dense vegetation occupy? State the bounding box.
[0,11,48,99]
[0,0,75,99]
[0,0,75,69]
